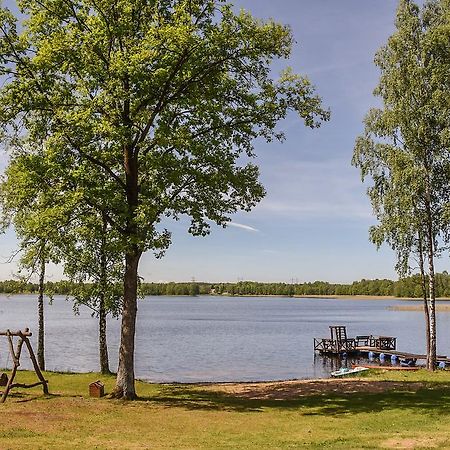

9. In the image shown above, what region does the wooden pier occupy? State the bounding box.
[356,347,450,363]
[313,326,356,354]
[313,325,450,364]
[314,326,397,355]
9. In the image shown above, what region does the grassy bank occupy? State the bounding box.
[2,371,450,448]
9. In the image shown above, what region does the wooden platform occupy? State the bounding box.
[314,326,396,355]
[351,363,419,371]
[314,326,448,364]
[356,346,450,363]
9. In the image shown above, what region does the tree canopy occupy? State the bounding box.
[0,0,329,398]
[353,0,450,368]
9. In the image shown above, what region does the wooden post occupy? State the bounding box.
[7,332,19,366]
[22,336,48,395]
[1,335,24,403]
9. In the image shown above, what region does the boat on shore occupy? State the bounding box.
[330,366,369,377]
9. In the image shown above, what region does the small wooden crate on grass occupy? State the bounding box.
[0,373,8,387]
[89,380,105,398]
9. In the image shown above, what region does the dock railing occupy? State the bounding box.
[313,337,356,354]
[355,335,396,350]
[370,336,396,350]
[314,327,397,355]
[355,335,371,346]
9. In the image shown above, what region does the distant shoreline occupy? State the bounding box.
[214,294,450,301]
[3,273,450,299]
[2,292,450,301]
[294,295,450,301]
[389,304,450,311]
[213,294,393,300]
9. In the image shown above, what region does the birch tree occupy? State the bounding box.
[353,0,450,369]
[0,148,71,371]
[62,211,124,375]
[1,150,124,374]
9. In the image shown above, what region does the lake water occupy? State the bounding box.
[0,295,449,382]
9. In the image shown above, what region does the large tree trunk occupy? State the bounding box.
[418,233,431,369]
[37,255,45,371]
[99,213,110,374]
[114,94,140,399]
[112,250,140,399]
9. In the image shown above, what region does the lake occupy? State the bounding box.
[0,295,449,382]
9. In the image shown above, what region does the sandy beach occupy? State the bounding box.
[204,377,425,400]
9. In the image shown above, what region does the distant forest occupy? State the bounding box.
[2,272,450,298]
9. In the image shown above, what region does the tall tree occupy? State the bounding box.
[1,150,124,374]
[0,149,69,371]
[353,0,450,369]
[21,241,48,371]
[62,210,124,374]
[0,0,329,398]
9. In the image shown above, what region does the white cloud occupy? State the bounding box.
[254,158,374,221]
[227,222,259,232]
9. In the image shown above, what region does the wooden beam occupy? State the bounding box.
[22,337,49,395]
[10,381,47,389]
[0,328,32,337]
[0,338,24,403]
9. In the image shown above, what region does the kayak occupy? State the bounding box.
[330,367,369,377]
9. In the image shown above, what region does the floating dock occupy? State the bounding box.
[314,325,450,364]
[314,326,396,355]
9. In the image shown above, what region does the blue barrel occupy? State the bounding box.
[379,353,385,360]
[368,351,375,360]
[391,355,398,363]
[439,361,446,369]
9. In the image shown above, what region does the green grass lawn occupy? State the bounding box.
[2,370,450,449]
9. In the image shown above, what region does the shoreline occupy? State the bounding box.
[11,368,430,391]
[295,294,450,301]
[10,369,434,398]
[215,294,450,301]
[3,292,450,301]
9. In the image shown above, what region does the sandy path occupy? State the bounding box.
[204,378,425,400]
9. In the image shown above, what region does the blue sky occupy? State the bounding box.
[0,0,442,283]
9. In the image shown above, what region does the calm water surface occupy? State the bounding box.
[0,295,449,382]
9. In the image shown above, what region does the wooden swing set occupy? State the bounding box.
[0,328,48,403]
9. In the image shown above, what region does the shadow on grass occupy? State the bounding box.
[6,375,450,417]
[141,386,265,412]
[138,383,450,416]
[3,391,66,403]
[15,393,64,403]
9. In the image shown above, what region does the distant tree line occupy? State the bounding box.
[3,272,450,298]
